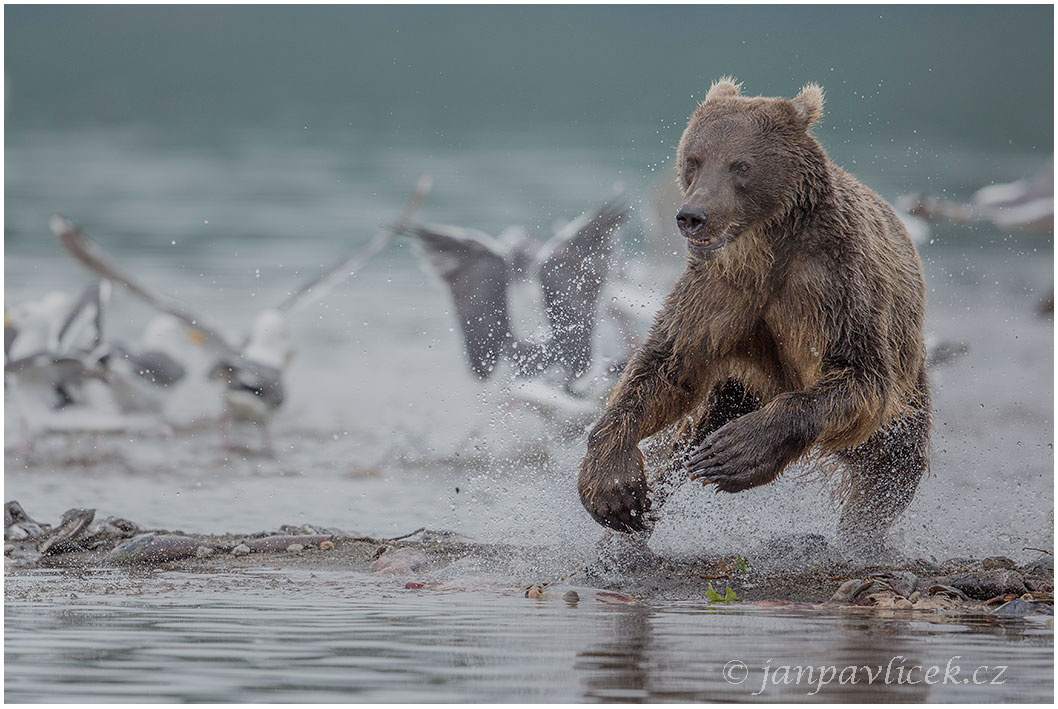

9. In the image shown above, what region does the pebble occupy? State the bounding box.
[563,590,580,604]
[909,558,942,573]
[525,585,546,599]
[195,546,214,558]
[286,543,304,553]
[232,544,251,556]
[982,556,1017,571]
[319,540,334,551]
[993,598,1036,617]
[1021,554,1054,576]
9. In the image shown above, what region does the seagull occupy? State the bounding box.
[51,175,432,449]
[50,216,263,435]
[101,314,195,416]
[897,155,1054,240]
[206,308,290,430]
[4,282,117,447]
[401,193,632,386]
[4,501,47,541]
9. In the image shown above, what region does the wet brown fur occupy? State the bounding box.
[578,79,930,553]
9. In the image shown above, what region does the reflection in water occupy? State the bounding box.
[576,605,653,701]
[572,602,1053,703]
[4,568,1054,702]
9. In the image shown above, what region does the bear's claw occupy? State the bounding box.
[579,449,651,533]
[582,479,651,533]
[686,415,786,493]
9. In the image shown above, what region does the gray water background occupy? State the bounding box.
[5,5,1054,702]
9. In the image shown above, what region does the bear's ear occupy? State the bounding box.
[790,83,824,126]
[705,76,742,102]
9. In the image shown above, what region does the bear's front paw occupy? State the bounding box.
[578,448,651,533]
[686,413,804,493]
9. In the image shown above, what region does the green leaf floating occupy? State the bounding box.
[705,582,739,604]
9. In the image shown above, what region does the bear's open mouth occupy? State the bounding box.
[685,229,731,253]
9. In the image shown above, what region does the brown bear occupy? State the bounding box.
[578,78,930,555]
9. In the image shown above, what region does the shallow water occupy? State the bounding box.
[5,568,1054,702]
[5,5,1054,703]
[5,246,1052,559]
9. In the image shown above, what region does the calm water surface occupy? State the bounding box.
[5,568,1054,702]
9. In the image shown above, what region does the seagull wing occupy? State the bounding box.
[113,344,188,387]
[209,357,285,410]
[535,193,631,378]
[51,216,238,358]
[56,280,110,355]
[401,222,513,380]
[275,174,432,317]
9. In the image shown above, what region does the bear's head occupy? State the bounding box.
[675,78,825,256]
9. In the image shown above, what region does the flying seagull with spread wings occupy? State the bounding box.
[51,174,432,448]
[400,192,631,386]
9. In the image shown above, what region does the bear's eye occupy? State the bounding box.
[731,161,751,175]
[684,158,700,178]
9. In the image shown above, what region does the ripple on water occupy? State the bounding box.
[4,568,1054,702]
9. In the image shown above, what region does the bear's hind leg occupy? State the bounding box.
[836,383,930,560]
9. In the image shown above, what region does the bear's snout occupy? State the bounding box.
[676,205,709,237]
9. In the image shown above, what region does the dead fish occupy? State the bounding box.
[525,584,547,599]
[92,516,141,539]
[105,533,206,565]
[596,591,639,605]
[863,591,914,609]
[371,548,428,574]
[951,570,1027,601]
[242,534,333,553]
[830,579,872,603]
[868,570,919,598]
[911,595,959,611]
[82,517,142,550]
[928,583,970,601]
[278,524,343,535]
[38,508,95,555]
[4,501,47,541]
[405,581,435,590]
